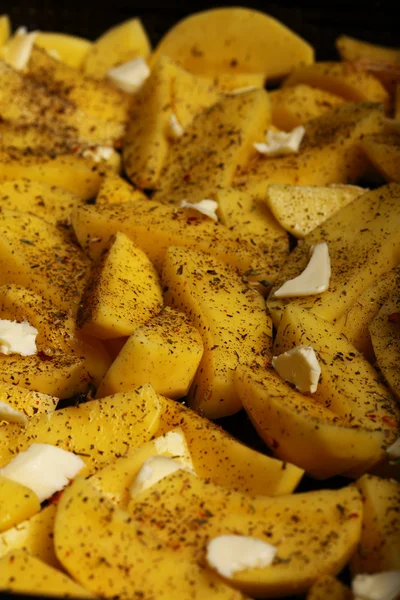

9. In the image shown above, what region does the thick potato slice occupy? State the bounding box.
[0,15,10,47]
[335,267,400,361]
[153,88,271,203]
[152,7,314,80]
[0,148,104,199]
[0,179,82,225]
[78,232,163,339]
[72,199,266,274]
[55,475,243,600]
[84,18,151,79]
[201,72,266,92]
[283,62,389,105]
[264,183,364,238]
[216,188,288,281]
[369,293,400,399]
[97,307,203,398]
[128,469,362,598]
[267,183,400,326]
[35,32,92,69]
[96,173,147,204]
[162,246,272,418]
[0,381,57,420]
[0,209,89,312]
[351,475,400,573]
[239,102,385,195]
[0,122,70,152]
[90,427,194,506]
[336,35,400,65]
[235,364,390,478]
[156,394,303,496]
[0,550,92,597]
[0,504,58,566]
[28,46,131,125]
[0,384,161,473]
[270,85,344,130]
[360,133,400,182]
[0,60,125,147]
[307,576,351,600]
[274,305,399,434]
[0,477,40,533]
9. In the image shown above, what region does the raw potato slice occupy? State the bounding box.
[55,476,243,600]
[127,468,362,598]
[0,179,83,225]
[28,46,132,125]
[235,364,390,478]
[283,62,389,105]
[0,384,161,473]
[369,293,400,399]
[35,32,92,69]
[0,382,56,420]
[0,476,40,532]
[270,85,344,130]
[216,188,288,281]
[335,267,400,361]
[0,504,58,566]
[0,15,10,48]
[201,72,266,92]
[0,550,92,597]
[267,183,400,327]
[274,305,399,434]
[156,394,303,496]
[336,35,400,65]
[307,576,352,600]
[90,427,194,507]
[264,183,364,238]
[360,133,400,182]
[351,475,400,573]
[97,307,204,398]
[0,209,90,313]
[240,103,385,196]
[152,7,314,79]
[96,173,147,204]
[84,18,151,79]
[71,199,267,275]
[78,232,163,339]
[162,246,272,418]
[153,88,271,203]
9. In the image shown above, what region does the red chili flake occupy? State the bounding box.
[348,513,359,519]
[183,173,190,182]
[388,312,400,324]
[186,217,198,222]
[367,414,377,420]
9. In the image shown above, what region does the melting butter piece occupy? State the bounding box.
[169,113,184,139]
[107,57,150,94]
[0,401,28,425]
[206,534,277,579]
[130,455,195,497]
[254,125,305,157]
[1,26,37,70]
[0,319,38,356]
[274,241,331,297]
[179,199,219,222]
[352,571,400,600]
[272,345,321,393]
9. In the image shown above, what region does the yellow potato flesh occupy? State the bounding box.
[0,476,40,533]
[307,575,351,600]
[0,15,10,48]
[369,294,400,400]
[361,133,400,182]
[35,32,92,69]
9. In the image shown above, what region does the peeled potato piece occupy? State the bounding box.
[369,293,400,399]
[0,477,40,533]
[0,15,10,48]
[307,575,352,600]
[360,133,400,182]
[35,32,92,69]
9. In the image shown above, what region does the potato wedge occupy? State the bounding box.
[274,305,399,433]
[78,232,163,339]
[239,103,385,195]
[0,381,57,419]
[35,32,92,69]
[0,504,58,566]
[351,474,400,573]
[71,199,266,275]
[0,15,10,48]
[283,62,389,105]
[97,307,203,398]
[270,85,344,130]
[369,293,400,399]
[267,183,400,326]
[307,576,352,600]
[0,384,161,473]
[127,469,362,598]
[202,72,266,92]
[55,475,243,600]
[360,133,400,182]
[0,550,92,597]
[336,35,400,65]
[335,266,400,361]
[153,88,271,203]
[162,246,272,418]
[152,7,314,80]
[96,173,146,204]
[264,183,364,238]
[235,364,390,478]
[0,477,40,533]
[84,18,151,79]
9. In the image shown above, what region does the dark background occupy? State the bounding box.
[5,0,397,60]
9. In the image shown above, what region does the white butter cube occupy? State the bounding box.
[274,242,331,297]
[206,535,277,579]
[272,345,321,394]
[107,57,150,94]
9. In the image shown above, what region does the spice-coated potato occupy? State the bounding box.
[360,133,400,182]
[0,476,40,533]
[35,32,92,69]
[307,576,351,600]
[369,293,400,399]
[0,381,57,420]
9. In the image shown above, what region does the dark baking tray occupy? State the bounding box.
[0,2,396,599]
